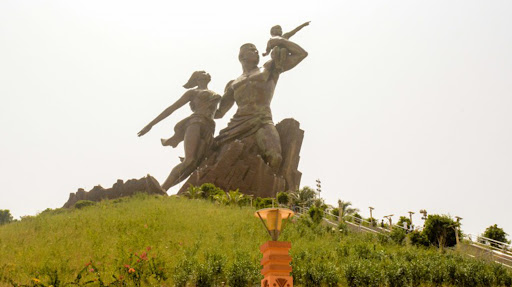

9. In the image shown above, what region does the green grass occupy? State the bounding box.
[0,194,511,286]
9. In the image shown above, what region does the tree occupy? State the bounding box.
[422,214,461,249]
[290,186,316,208]
[226,189,245,206]
[483,224,510,247]
[337,200,359,220]
[397,216,412,230]
[0,210,13,225]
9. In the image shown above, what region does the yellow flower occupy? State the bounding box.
[32,278,40,283]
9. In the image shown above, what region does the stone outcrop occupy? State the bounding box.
[178,118,303,198]
[62,175,166,208]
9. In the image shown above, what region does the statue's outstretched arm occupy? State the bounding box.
[282,21,310,39]
[269,38,308,73]
[214,81,235,119]
[138,90,193,137]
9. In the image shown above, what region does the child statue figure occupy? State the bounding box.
[262,21,310,72]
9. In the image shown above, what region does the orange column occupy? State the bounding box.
[260,241,293,287]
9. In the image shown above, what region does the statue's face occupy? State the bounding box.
[199,71,211,82]
[239,44,259,65]
[270,26,282,36]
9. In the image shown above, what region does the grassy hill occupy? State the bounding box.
[1,194,511,287]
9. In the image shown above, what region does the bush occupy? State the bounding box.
[345,261,383,287]
[384,260,411,287]
[389,227,407,245]
[0,210,13,225]
[74,200,96,209]
[254,197,274,209]
[276,191,290,205]
[173,256,194,287]
[308,206,324,224]
[408,230,429,247]
[226,252,260,287]
[199,183,225,200]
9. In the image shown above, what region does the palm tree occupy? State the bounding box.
[184,185,204,199]
[290,186,316,209]
[226,189,245,206]
[338,199,359,220]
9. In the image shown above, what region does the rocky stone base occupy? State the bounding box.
[62,175,167,208]
[178,118,304,198]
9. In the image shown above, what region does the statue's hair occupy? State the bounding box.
[270,25,282,36]
[238,43,256,62]
[183,71,206,89]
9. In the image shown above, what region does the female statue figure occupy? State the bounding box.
[138,71,221,190]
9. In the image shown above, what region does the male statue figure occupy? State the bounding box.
[214,37,308,172]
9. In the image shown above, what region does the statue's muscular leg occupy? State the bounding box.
[161,123,203,190]
[256,124,282,173]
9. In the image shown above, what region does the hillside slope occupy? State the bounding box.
[1,194,511,287]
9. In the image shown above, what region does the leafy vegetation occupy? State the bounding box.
[1,188,511,286]
[484,224,511,246]
[422,214,461,249]
[0,210,13,225]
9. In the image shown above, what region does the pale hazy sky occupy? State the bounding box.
[1,0,511,238]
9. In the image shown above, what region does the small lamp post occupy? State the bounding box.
[454,216,463,249]
[368,206,375,226]
[255,208,295,287]
[408,211,415,226]
[384,214,394,229]
[419,209,427,220]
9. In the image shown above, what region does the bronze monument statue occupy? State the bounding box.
[137,24,309,197]
[138,71,221,190]
[176,31,308,197]
[214,38,308,171]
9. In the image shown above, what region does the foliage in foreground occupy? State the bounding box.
[0,193,511,287]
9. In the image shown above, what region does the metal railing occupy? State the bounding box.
[293,205,512,268]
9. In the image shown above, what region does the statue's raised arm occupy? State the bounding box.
[272,38,308,73]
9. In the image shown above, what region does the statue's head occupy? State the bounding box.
[183,71,211,89]
[239,43,259,66]
[270,25,282,37]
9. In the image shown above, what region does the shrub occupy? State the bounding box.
[254,197,274,209]
[345,261,382,287]
[226,252,259,287]
[173,254,197,287]
[308,206,324,224]
[194,263,214,287]
[0,210,13,225]
[74,200,96,209]
[276,191,290,205]
[493,263,512,287]
[204,252,226,286]
[408,230,429,247]
[384,260,411,287]
[199,183,225,200]
[389,227,407,245]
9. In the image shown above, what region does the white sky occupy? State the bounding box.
[1,0,511,238]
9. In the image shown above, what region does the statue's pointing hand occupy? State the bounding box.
[137,125,152,137]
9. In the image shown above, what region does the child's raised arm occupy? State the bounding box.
[282,21,310,39]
